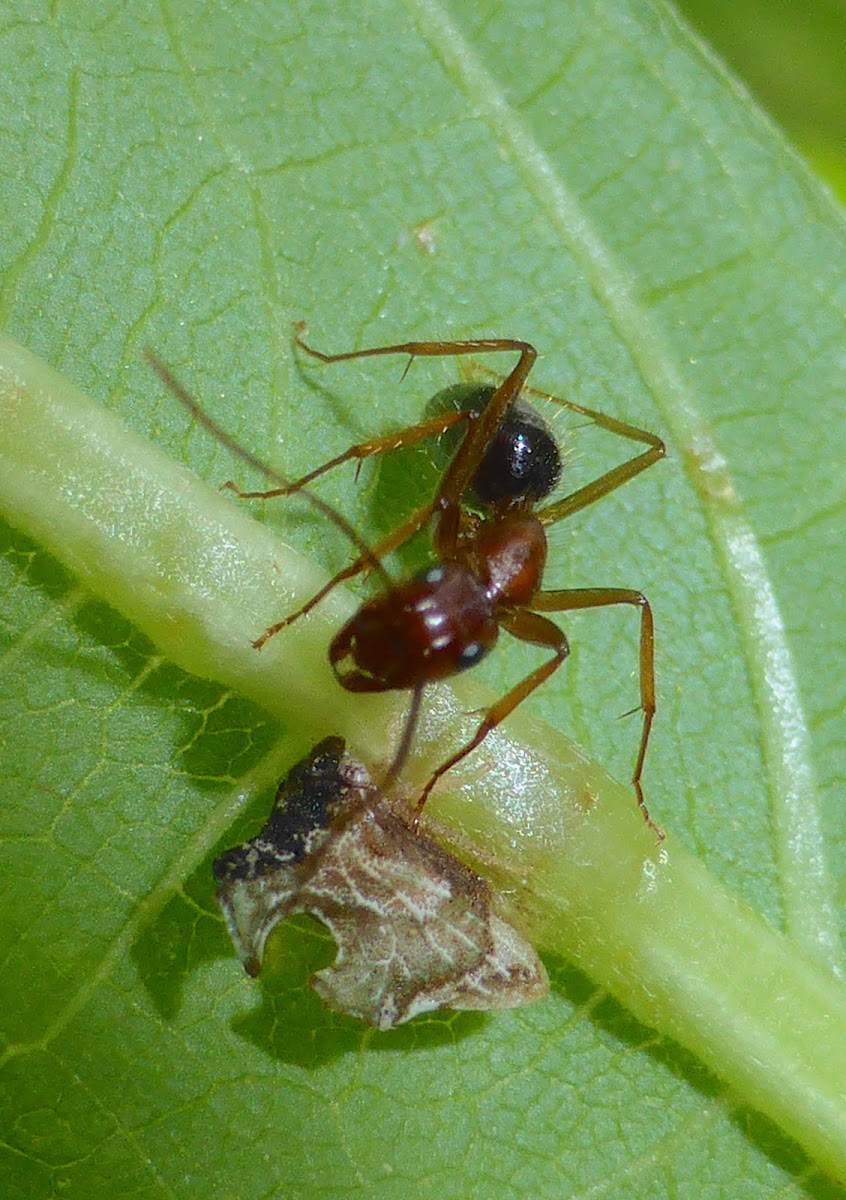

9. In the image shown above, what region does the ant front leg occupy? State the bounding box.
[412,610,569,824]
[252,499,435,648]
[532,586,662,840]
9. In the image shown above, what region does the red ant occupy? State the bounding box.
[148,334,665,835]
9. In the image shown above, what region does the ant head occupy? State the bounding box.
[329,563,498,692]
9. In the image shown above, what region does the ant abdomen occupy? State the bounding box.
[329,563,498,692]
[473,394,562,506]
[429,383,562,506]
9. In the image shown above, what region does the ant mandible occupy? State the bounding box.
[148,333,665,835]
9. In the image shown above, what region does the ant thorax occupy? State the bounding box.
[461,509,548,610]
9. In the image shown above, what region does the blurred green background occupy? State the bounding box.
[678,0,846,201]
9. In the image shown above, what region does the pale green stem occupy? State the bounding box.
[1,335,845,1178]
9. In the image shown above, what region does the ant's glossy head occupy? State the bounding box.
[329,562,499,692]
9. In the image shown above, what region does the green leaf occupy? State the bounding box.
[677,0,846,200]
[2,2,846,1198]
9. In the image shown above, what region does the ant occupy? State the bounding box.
[148,333,665,835]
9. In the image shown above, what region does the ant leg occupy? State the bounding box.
[466,360,665,526]
[536,402,664,526]
[412,610,568,824]
[223,409,469,501]
[532,587,662,839]
[296,330,538,527]
[295,329,534,377]
[253,500,435,649]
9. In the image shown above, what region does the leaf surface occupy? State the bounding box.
[1,2,846,1198]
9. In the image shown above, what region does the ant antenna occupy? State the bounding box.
[381,684,425,794]
[145,350,393,591]
[147,350,432,799]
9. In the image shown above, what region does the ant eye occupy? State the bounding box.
[457,641,486,671]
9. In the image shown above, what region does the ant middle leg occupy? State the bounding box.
[532,587,661,839]
[223,409,469,501]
